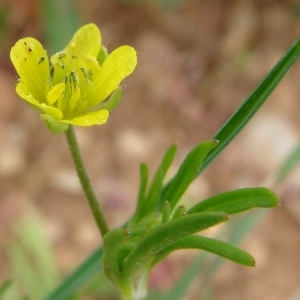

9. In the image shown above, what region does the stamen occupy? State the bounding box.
[37,57,45,65]
[50,66,55,80]
[70,72,78,87]
[56,52,66,59]
[80,68,92,84]
[62,75,68,83]
[55,52,66,69]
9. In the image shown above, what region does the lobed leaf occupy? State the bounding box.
[122,212,228,278]
[153,235,255,267]
[188,187,279,215]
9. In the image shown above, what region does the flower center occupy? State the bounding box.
[47,52,96,117]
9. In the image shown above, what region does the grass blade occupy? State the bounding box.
[44,248,103,300]
[200,38,300,173]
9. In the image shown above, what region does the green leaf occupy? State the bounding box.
[44,248,103,300]
[200,38,300,173]
[187,187,279,215]
[144,144,177,212]
[135,163,149,215]
[163,210,267,300]
[134,144,177,222]
[171,204,187,220]
[160,140,219,211]
[162,201,171,224]
[153,235,255,267]
[122,212,228,278]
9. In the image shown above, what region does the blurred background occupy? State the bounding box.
[0,0,300,299]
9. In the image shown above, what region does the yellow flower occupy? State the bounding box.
[10,23,137,133]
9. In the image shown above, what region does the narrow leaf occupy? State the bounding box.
[200,38,300,173]
[160,140,218,210]
[144,144,177,211]
[159,144,177,174]
[153,235,255,267]
[171,204,187,220]
[123,212,228,277]
[162,201,171,224]
[135,163,149,214]
[188,187,279,215]
[137,144,177,220]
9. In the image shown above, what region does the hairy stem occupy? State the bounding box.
[65,125,109,237]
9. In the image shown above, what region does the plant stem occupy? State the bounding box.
[65,125,109,237]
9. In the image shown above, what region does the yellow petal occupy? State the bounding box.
[10,37,49,102]
[46,83,65,105]
[87,45,137,107]
[59,109,109,126]
[39,103,64,120]
[16,82,63,120]
[60,23,101,59]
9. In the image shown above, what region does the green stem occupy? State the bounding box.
[65,125,109,237]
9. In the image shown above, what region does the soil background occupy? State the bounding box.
[0,0,300,299]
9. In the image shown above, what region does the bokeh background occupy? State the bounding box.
[0,0,300,299]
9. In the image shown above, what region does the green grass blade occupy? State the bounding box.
[44,248,103,300]
[200,38,300,173]
[153,235,255,267]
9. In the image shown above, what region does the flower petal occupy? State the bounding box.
[59,109,109,126]
[60,23,101,59]
[87,45,137,107]
[46,83,65,105]
[10,37,49,102]
[16,82,63,120]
